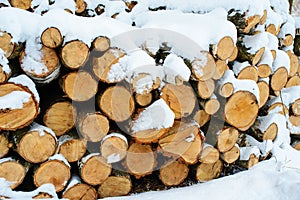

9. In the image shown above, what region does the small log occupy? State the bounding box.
[92,36,110,52]
[290,115,300,128]
[20,46,61,84]
[191,51,216,81]
[63,176,98,200]
[92,48,125,83]
[199,144,220,164]
[9,0,31,10]
[61,40,89,69]
[268,102,289,115]
[125,143,155,178]
[75,0,87,14]
[233,62,258,82]
[285,75,300,88]
[220,145,240,164]
[0,83,39,131]
[159,159,189,186]
[99,86,135,122]
[257,79,270,108]
[40,27,63,49]
[0,158,28,189]
[100,133,128,163]
[197,79,215,99]
[211,36,235,60]
[266,24,279,36]
[292,99,300,116]
[158,121,204,164]
[0,132,11,158]
[43,101,77,136]
[217,82,234,98]
[79,154,112,185]
[270,67,288,92]
[58,135,87,163]
[62,71,98,102]
[199,95,220,115]
[16,123,57,163]
[135,93,152,107]
[287,51,299,77]
[79,112,109,142]
[213,59,229,80]
[0,31,14,58]
[196,160,223,182]
[224,91,259,131]
[161,83,196,119]
[193,109,211,127]
[259,9,267,25]
[98,176,132,198]
[34,154,71,192]
[216,127,239,153]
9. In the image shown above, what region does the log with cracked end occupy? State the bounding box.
[216,127,239,153]
[40,27,63,49]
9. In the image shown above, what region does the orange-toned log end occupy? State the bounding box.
[99,86,135,122]
[92,36,110,52]
[224,91,258,131]
[62,71,98,102]
[161,84,196,119]
[0,31,14,58]
[132,128,168,144]
[9,0,32,10]
[41,27,63,49]
[199,145,220,164]
[237,66,258,82]
[80,113,109,142]
[63,183,98,200]
[191,51,216,81]
[0,83,38,131]
[271,67,288,92]
[220,145,240,164]
[257,64,272,78]
[80,155,112,185]
[98,176,132,198]
[100,134,128,163]
[196,160,223,182]
[257,81,269,108]
[197,79,215,99]
[215,36,235,61]
[61,40,89,70]
[159,159,189,186]
[0,160,26,189]
[0,134,11,158]
[59,139,86,163]
[43,101,76,136]
[135,93,153,107]
[33,193,54,199]
[125,143,155,179]
[286,76,300,88]
[34,160,71,192]
[217,127,239,153]
[18,130,57,163]
[193,109,211,127]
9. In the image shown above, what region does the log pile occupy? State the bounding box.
[0,0,300,199]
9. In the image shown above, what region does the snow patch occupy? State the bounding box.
[30,122,57,140]
[107,153,121,164]
[48,154,70,168]
[0,91,31,110]
[239,146,261,161]
[0,49,10,75]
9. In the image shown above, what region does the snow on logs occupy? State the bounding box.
[0,0,300,198]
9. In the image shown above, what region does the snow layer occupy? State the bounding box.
[239,146,261,161]
[0,91,31,110]
[257,49,273,67]
[232,61,252,76]
[48,154,70,168]
[0,49,10,75]
[242,32,269,54]
[29,122,57,140]
[102,133,128,145]
[64,175,81,193]
[131,99,175,133]
[272,50,290,73]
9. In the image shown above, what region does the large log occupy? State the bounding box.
[98,176,132,198]
[196,160,223,182]
[159,159,189,186]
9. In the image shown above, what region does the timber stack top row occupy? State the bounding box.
[0,0,300,199]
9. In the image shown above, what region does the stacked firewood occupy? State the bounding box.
[0,0,300,199]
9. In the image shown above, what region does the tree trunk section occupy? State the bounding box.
[196,160,223,182]
[98,176,132,198]
[159,159,189,186]
[41,27,63,49]
[92,36,110,52]
[191,51,216,81]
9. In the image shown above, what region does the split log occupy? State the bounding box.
[216,127,239,153]
[79,154,112,185]
[212,59,228,80]
[125,143,155,178]
[285,75,300,88]
[135,93,152,107]
[199,144,220,164]
[34,154,71,192]
[220,145,240,164]
[0,158,28,189]
[63,176,98,200]
[99,86,135,122]
[196,160,223,182]
[92,36,110,52]
[192,109,211,127]
[159,159,189,186]
[158,121,204,164]
[43,101,77,136]
[92,48,125,83]
[16,123,57,163]
[197,79,215,99]
[58,135,87,163]
[211,36,235,61]
[257,79,270,108]
[98,176,132,198]
[191,51,216,81]
[0,31,14,58]
[224,91,259,131]
[0,132,11,158]
[40,27,63,49]
[100,133,128,163]
[78,112,109,142]
[62,71,98,102]
[0,82,39,131]
[161,83,196,119]
[61,40,89,70]
[20,46,61,84]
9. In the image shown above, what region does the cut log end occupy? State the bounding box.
[135,93,153,107]
[217,127,239,153]
[257,64,272,78]
[193,109,211,127]
[0,134,11,158]
[0,31,14,58]
[252,47,265,66]
[132,128,168,144]
[215,36,235,60]
[41,27,63,49]
[196,160,223,182]
[257,81,269,108]
[191,51,216,81]
[219,82,234,98]
[59,139,86,163]
[220,145,240,164]
[0,160,26,189]
[9,0,31,10]
[159,159,189,186]
[63,183,98,200]
[237,66,258,82]
[61,40,89,69]
[100,134,128,163]
[197,79,215,99]
[92,36,110,52]
[98,176,132,198]
[199,145,220,164]
[271,67,288,92]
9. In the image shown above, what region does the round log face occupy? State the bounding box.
[271,67,288,91]
[61,40,89,69]
[100,136,128,163]
[0,31,14,58]
[0,161,26,189]
[216,36,235,60]
[196,160,223,182]
[9,0,32,10]
[257,81,269,108]
[18,131,57,163]
[41,27,63,49]
[81,113,109,142]
[98,176,132,198]
[99,86,135,122]
[159,160,189,186]
[63,183,98,200]
[34,160,71,192]
[0,83,38,131]
[224,91,258,130]
[59,139,86,162]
